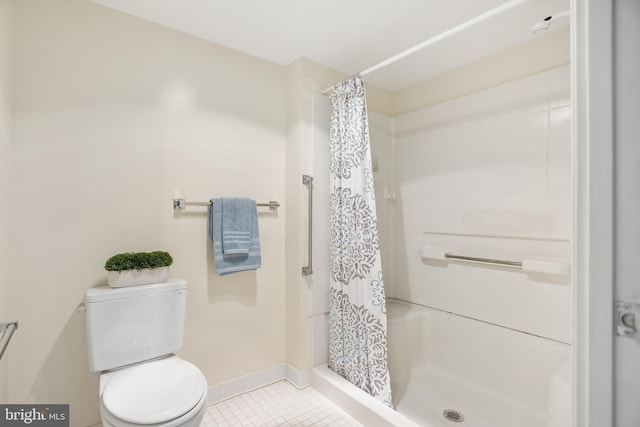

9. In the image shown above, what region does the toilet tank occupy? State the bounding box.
[85,278,187,372]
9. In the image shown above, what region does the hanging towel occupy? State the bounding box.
[221,198,252,256]
[209,197,261,275]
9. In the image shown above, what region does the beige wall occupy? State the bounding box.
[10,0,286,425]
[0,0,13,403]
[284,58,308,372]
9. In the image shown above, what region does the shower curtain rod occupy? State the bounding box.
[321,0,528,95]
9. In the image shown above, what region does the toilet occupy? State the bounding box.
[85,278,208,427]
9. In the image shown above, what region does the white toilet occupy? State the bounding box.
[85,278,208,427]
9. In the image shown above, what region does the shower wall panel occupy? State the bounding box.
[389,65,572,343]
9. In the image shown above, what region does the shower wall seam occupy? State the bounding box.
[388,297,572,346]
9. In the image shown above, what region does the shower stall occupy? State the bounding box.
[310,63,573,427]
[307,4,573,423]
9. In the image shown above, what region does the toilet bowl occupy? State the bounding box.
[98,356,208,427]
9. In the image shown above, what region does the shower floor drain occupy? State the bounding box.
[443,409,465,423]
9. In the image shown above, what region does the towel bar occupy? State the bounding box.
[0,321,18,360]
[173,198,280,211]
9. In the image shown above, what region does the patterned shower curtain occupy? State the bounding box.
[328,75,392,407]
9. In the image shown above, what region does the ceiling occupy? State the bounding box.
[89,0,569,92]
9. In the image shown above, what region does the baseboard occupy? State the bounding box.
[207,363,310,405]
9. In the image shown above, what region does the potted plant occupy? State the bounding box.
[104,251,173,287]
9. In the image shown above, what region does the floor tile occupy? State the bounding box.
[201,381,362,427]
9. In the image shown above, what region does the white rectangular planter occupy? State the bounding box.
[107,266,170,288]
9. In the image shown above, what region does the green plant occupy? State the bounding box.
[104,251,173,272]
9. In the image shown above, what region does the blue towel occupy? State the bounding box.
[221,198,252,256]
[209,197,261,275]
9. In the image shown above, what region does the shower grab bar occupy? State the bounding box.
[0,321,18,361]
[173,198,280,211]
[302,175,313,276]
[420,247,571,276]
[444,254,522,268]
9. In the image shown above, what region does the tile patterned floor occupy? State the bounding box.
[200,380,363,427]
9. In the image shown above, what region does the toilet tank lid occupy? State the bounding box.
[86,278,186,303]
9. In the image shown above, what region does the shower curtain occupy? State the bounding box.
[328,75,392,407]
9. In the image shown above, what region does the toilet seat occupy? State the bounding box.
[100,357,207,426]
